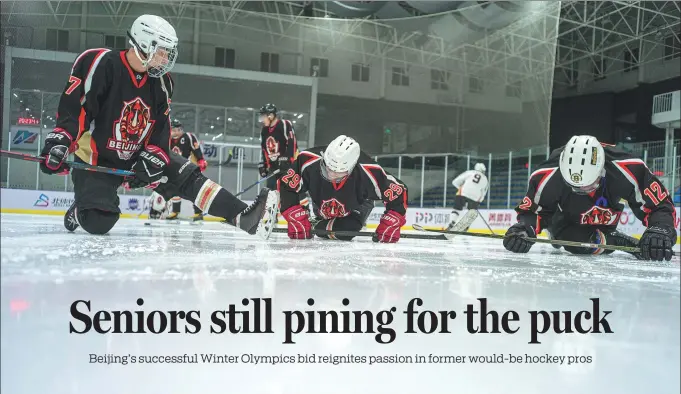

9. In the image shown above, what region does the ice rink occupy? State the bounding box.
[1,213,680,394]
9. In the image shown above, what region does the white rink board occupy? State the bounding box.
[1,187,679,236]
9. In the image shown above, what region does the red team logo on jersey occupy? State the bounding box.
[172,146,182,155]
[580,206,620,226]
[319,198,348,219]
[108,97,155,160]
[266,136,280,161]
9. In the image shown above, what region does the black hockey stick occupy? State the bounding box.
[234,169,281,197]
[1,149,135,177]
[273,227,448,241]
[475,208,496,234]
[411,224,641,253]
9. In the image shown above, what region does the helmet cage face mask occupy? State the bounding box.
[566,175,601,194]
[128,30,177,78]
[320,158,353,184]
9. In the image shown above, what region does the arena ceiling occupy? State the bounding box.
[3,1,680,88]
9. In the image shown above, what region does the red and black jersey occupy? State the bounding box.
[278,147,408,219]
[170,132,204,163]
[54,48,173,169]
[515,144,676,233]
[260,119,297,170]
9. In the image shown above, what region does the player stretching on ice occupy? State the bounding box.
[446,163,489,231]
[278,135,408,243]
[38,14,278,238]
[504,135,677,261]
[162,119,208,221]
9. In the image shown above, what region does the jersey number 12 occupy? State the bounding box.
[643,181,668,206]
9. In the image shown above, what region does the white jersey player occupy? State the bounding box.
[446,163,489,231]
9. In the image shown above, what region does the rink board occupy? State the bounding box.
[1,187,679,240]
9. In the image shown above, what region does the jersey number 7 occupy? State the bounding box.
[65,76,82,95]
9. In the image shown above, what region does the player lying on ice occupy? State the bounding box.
[37,14,278,238]
[504,135,677,261]
[278,135,409,243]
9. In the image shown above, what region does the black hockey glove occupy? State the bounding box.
[503,222,536,253]
[639,225,676,261]
[258,162,268,178]
[128,145,169,189]
[39,129,72,175]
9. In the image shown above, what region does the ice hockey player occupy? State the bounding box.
[278,135,408,243]
[258,103,309,211]
[258,103,298,190]
[38,14,278,238]
[446,162,489,232]
[503,135,677,261]
[162,119,208,221]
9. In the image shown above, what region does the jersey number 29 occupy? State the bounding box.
[281,169,301,189]
[383,183,404,201]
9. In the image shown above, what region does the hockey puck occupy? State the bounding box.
[144,222,151,226]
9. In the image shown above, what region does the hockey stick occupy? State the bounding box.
[475,209,496,234]
[412,224,641,253]
[234,169,281,197]
[1,149,135,177]
[273,227,448,241]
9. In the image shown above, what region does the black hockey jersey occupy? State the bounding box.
[261,119,297,170]
[278,147,408,219]
[54,48,174,168]
[515,144,676,233]
[170,132,204,164]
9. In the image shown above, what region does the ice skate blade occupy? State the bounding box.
[255,190,279,240]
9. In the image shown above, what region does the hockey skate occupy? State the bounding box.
[64,202,80,232]
[229,188,279,239]
[191,213,205,222]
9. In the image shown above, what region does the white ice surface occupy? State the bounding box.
[1,213,679,394]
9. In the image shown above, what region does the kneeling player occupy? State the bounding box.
[39,14,278,238]
[446,162,489,231]
[504,135,677,261]
[278,135,408,243]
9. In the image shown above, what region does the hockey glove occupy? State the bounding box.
[282,205,312,240]
[128,145,169,189]
[373,211,406,243]
[639,225,676,261]
[503,222,536,253]
[258,162,268,178]
[197,159,208,172]
[39,129,72,175]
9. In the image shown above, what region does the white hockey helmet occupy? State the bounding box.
[128,14,178,78]
[321,135,361,183]
[559,135,605,194]
[474,163,486,172]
